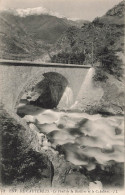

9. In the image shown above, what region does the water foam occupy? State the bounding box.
[22,107,124,171]
[58,86,74,110]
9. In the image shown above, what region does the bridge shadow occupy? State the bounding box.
[17,72,71,117]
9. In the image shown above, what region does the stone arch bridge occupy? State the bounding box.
[0,60,91,111]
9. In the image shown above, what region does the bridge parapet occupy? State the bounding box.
[0,59,92,68]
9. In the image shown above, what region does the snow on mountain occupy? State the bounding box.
[0,7,64,18]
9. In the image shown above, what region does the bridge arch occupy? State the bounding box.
[14,69,74,112]
[0,60,91,111]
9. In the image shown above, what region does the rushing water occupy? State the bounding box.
[17,67,124,173]
[17,106,124,172]
[58,86,74,109]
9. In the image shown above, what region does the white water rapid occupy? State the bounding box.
[58,86,74,109]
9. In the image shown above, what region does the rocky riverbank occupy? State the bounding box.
[0,106,124,189]
[0,108,89,189]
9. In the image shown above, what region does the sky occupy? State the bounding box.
[0,0,122,21]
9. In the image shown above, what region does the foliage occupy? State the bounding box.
[53,1,124,67]
[51,52,85,64]
[96,47,123,79]
[93,67,108,82]
[0,110,50,185]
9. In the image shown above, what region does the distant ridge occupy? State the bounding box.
[50,1,124,63]
[0,7,64,18]
[0,7,88,60]
[0,1,124,61]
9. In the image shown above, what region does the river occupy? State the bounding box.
[16,67,124,173]
[17,105,124,172]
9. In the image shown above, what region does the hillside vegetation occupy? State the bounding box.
[0,13,42,60]
[0,10,87,61]
[51,1,124,63]
[0,1,124,80]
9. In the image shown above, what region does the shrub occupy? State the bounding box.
[93,67,108,82]
[95,47,123,80]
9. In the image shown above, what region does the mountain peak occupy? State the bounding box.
[105,0,124,17]
[0,7,64,18]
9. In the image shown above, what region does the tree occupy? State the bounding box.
[51,52,85,65]
[96,47,123,79]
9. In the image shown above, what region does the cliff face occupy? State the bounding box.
[0,108,52,187]
[95,76,124,115]
[72,70,124,115]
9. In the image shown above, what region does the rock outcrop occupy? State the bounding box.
[71,70,124,115]
[0,108,89,189]
[0,108,52,188]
